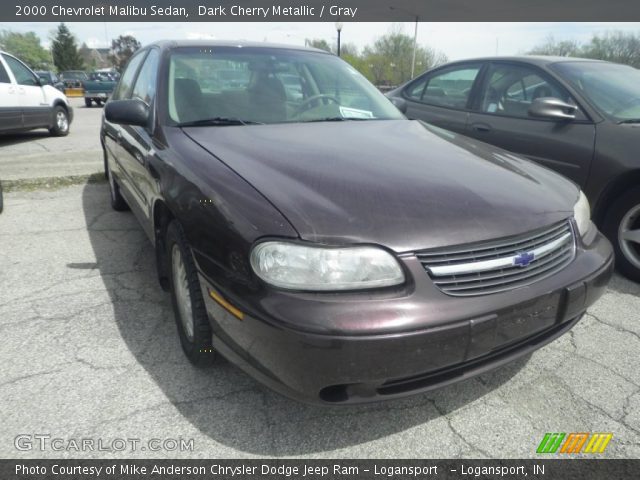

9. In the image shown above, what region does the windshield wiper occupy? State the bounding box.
[302,117,373,123]
[177,117,263,127]
[617,119,640,124]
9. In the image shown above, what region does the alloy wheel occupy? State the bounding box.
[56,111,69,133]
[619,203,640,270]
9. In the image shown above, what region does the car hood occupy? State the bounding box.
[183,120,578,252]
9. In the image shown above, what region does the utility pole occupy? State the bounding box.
[411,15,418,78]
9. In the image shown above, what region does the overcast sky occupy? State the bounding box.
[2,22,640,60]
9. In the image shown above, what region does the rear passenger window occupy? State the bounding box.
[132,49,160,105]
[0,61,9,83]
[419,65,481,110]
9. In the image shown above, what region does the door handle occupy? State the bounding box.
[471,123,492,133]
[116,131,123,144]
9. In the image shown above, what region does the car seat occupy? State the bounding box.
[248,71,287,123]
[174,78,208,123]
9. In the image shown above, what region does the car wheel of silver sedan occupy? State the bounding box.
[165,220,216,367]
[603,187,640,282]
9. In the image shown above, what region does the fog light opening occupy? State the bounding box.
[319,384,349,403]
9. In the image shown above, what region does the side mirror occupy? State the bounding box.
[105,99,150,127]
[529,97,577,121]
[389,96,408,114]
[38,76,49,85]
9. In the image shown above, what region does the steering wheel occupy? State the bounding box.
[612,97,640,115]
[296,94,340,113]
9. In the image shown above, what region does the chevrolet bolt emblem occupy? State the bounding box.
[513,251,535,267]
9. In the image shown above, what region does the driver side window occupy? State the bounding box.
[112,51,146,101]
[480,64,573,118]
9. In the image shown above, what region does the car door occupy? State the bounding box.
[1,53,49,129]
[0,56,21,131]
[400,62,484,135]
[103,50,148,219]
[465,61,596,188]
[118,47,161,226]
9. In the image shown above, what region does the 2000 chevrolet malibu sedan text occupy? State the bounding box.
[101,41,613,404]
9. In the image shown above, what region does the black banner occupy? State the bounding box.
[5,0,640,22]
[3,459,639,480]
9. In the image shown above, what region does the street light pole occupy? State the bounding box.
[411,15,418,78]
[335,22,343,56]
[390,6,420,79]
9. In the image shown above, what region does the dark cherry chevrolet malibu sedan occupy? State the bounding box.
[101,41,614,405]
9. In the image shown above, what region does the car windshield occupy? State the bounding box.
[167,46,404,125]
[552,61,640,122]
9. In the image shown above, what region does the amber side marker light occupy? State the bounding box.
[208,288,244,320]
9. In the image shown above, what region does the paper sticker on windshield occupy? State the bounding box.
[339,106,374,119]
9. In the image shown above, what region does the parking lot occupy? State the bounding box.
[0,99,639,459]
[0,98,103,181]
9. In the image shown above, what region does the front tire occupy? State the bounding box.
[602,187,640,282]
[85,98,92,107]
[166,220,216,367]
[49,105,70,136]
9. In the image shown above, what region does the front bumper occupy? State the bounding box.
[199,230,614,405]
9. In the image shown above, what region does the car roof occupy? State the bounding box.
[144,39,331,55]
[442,55,610,67]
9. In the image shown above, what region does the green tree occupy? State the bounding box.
[362,29,447,85]
[306,38,332,53]
[51,23,84,71]
[581,31,640,68]
[339,42,358,57]
[527,31,640,68]
[109,35,141,71]
[527,36,581,56]
[339,43,369,75]
[0,30,51,69]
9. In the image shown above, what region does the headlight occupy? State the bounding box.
[250,241,405,291]
[573,190,591,237]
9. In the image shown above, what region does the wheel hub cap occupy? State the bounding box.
[619,203,640,270]
[56,111,68,132]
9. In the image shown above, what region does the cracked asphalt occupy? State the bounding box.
[0,183,639,459]
[1,102,639,459]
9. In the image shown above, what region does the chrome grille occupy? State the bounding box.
[417,220,576,296]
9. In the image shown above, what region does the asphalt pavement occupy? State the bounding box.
[0,98,103,181]
[0,101,639,459]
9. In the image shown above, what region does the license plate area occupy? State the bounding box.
[493,292,561,349]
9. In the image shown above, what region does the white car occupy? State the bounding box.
[0,51,73,136]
